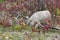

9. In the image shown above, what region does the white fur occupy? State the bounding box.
[27,10,51,28]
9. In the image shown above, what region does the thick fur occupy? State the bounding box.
[27,10,51,28]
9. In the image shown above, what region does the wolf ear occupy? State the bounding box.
[23,16,29,20]
[25,16,29,19]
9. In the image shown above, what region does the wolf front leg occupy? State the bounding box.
[35,21,45,29]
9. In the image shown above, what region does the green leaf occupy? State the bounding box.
[56,8,60,16]
[24,25,31,31]
[0,0,4,2]
[13,25,22,31]
[39,34,46,40]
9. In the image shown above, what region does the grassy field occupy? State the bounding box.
[0,25,60,40]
